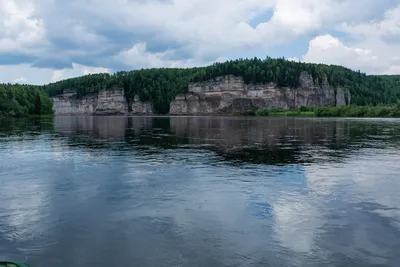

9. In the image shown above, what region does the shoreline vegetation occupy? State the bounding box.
[246,102,400,118]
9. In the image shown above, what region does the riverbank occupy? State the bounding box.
[3,105,400,118]
[251,103,400,118]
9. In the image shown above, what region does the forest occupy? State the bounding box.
[2,57,400,115]
[0,84,54,116]
[43,57,400,113]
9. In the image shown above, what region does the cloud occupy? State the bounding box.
[338,6,400,41]
[287,57,300,62]
[49,63,110,83]
[300,34,380,72]
[384,66,400,75]
[116,42,222,69]
[0,63,110,85]
[50,63,110,83]
[13,76,26,84]
[0,0,399,84]
[0,0,46,52]
[297,5,400,74]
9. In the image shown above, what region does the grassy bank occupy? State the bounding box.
[252,102,400,118]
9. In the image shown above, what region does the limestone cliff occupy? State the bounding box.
[52,89,154,115]
[131,95,154,115]
[170,72,350,115]
[95,90,129,115]
[52,72,350,116]
[52,93,98,115]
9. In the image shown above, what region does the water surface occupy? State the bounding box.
[1,116,400,267]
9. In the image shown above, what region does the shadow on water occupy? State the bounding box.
[46,116,400,165]
[0,117,54,138]
[2,116,400,165]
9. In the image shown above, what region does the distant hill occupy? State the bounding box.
[43,57,400,113]
[2,57,399,115]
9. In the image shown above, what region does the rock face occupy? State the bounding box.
[95,90,129,115]
[52,89,154,115]
[170,72,351,115]
[52,72,351,116]
[131,95,154,115]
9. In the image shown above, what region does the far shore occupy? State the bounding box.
[2,103,400,119]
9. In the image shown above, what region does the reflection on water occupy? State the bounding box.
[1,116,400,267]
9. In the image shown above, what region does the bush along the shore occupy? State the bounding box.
[254,101,400,118]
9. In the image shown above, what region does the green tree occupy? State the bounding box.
[35,93,42,115]
[0,84,53,116]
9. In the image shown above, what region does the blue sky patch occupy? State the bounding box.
[248,9,274,28]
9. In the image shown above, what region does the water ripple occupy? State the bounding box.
[0,116,400,267]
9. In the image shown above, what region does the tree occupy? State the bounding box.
[0,85,53,116]
[35,93,42,115]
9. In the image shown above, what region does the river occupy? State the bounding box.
[1,116,400,267]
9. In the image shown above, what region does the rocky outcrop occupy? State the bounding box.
[95,90,129,115]
[131,95,154,115]
[52,72,350,116]
[336,87,351,107]
[51,93,95,115]
[52,89,153,115]
[170,72,350,115]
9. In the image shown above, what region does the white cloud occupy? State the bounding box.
[338,6,400,41]
[0,0,399,84]
[0,64,51,85]
[297,4,400,74]
[288,57,300,62]
[0,63,110,85]
[336,6,400,74]
[116,42,217,69]
[0,0,46,52]
[50,63,110,83]
[13,76,26,84]
[267,0,331,35]
[301,34,380,72]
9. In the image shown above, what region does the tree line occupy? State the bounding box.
[0,84,53,116]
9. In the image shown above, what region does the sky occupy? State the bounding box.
[0,0,399,85]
